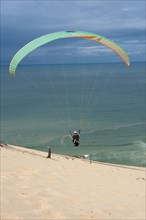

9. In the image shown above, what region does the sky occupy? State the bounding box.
[1,0,145,65]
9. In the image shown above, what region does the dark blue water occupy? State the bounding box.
[1,63,145,166]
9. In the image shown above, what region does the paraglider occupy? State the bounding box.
[9,31,130,76]
[9,31,130,147]
[70,129,81,147]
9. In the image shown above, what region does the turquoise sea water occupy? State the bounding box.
[1,63,146,166]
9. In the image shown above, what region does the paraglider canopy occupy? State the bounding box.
[9,31,130,76]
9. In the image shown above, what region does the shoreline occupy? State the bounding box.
[1,143,146,219]
[0,144,146,170]
[1,143,145,169]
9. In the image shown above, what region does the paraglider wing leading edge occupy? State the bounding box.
[9,31,130,76]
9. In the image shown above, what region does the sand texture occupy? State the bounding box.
[1,144,146,220]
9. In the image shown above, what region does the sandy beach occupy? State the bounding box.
[1,144,146,220]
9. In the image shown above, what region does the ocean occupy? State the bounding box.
[1,62,146,166]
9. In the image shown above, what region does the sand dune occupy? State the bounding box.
[1,144,146,219]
